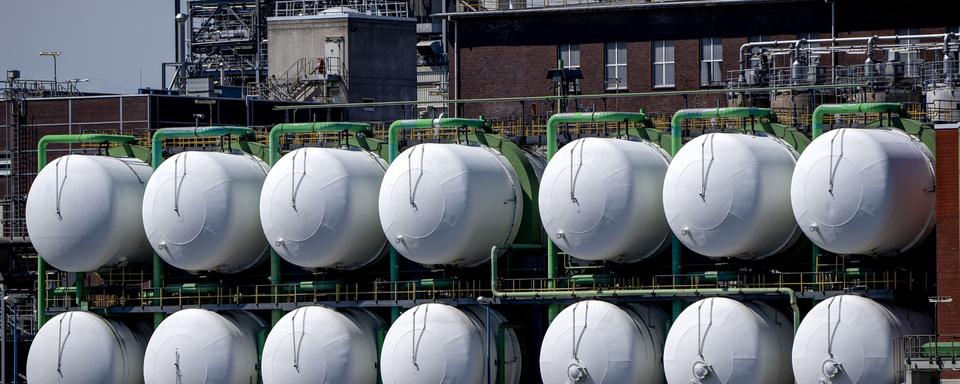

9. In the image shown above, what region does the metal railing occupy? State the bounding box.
[273,0,409,18]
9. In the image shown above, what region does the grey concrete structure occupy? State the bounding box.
[267,10,417,121]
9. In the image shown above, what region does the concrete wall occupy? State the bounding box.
[268,14,417,122]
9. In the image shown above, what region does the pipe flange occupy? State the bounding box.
[566,362,587,383]
[821,358,842,379]
[691,360,712,381]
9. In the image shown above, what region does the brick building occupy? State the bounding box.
[445,0,959,118]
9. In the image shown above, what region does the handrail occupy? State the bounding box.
[490,244,800,334]
[544,111,648,320]
[811,102,906,138]
[35,133,139,327]
[385,117,489,321]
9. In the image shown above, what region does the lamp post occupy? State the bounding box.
[38,51,62,84]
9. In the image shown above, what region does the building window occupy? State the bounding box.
[605,42,627,90]
[559,44,580,69]
[653,40,675,88]
[700,38,723,86]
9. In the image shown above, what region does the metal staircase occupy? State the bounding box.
[249,57,345,102]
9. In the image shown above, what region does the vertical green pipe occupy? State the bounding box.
[809,103,905,282]
[544,112,648,321]
[150,127,255,326]
[386,118,488,322]
[35,134,138,326]
[256,327,268,384]
[267,122,370,324]
[376,326,386,384]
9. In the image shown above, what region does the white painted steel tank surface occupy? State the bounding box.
[539,138,672,263]
[380,303,522,384]
[379,144,523,266]
[27,311,151,384]
[792,295,933,384]
[791,128,936,255]
[663,133,801,259]
[663,298,793,384]
[142,151,270,273]
[539,300,668,384]
[26,155,153,272]
[262,307,383,384]
[143,309,265,384]
[260,148,387,269]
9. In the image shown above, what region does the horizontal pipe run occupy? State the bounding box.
[810,102,906,139]
[267,122,372,166]
[150,126,256,169]
[489,245,800,334]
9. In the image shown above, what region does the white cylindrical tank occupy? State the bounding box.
[663,133,801,259]
[143,309,264,384]
[539,138,671,263]
[27,311,151,384]
[260,148,387,270]
[379,144,523,266]
[540,300,667,384]
[792,295,932,384]
[663,298,792,384]
[791,128,936,255]
[262,307,383,384]
[26,155,153,271]
[380,303,522,384]
[142,151,270,273]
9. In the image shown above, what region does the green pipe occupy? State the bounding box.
[808,103,905,283]
[544,112,649,321]
[150,126,256,326]
[35,134,139,327]
[811,102,905,138]
[386,117,489,322]
[256,326,268,384]
[266,122,371,325]
[376,326,386,384]
[668,107,777,317]
[490,245,801,334]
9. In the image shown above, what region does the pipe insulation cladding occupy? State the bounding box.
[26,155,153,272]
[380,303,522,384]
[663,133,801,259]
[27,311,152,384]
[539,300,668,384]
[538,138,672,263]
[379,144,524,267]
[142,151,270,273]
[260,147,388,270]
[791,128,935,256]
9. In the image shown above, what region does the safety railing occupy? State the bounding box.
[898,334,960,374]
[273,0,409,18]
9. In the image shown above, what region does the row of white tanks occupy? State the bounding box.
[27,294,929,384]
[25,125,937,274]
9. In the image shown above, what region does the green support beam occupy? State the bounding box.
[386,117,490,322]
[266,122,372,324]
[35,134,139,327]
[150,126,256,326]
[544,112,650,321]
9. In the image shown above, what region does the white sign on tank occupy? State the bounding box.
[260,147,387,270]
[539,138,672,263]
[26,155,153,271]
[142,151,270,273]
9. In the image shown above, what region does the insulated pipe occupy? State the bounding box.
[35,134,139,327]
[668,107,776,317]
[149,126,256,326]
[266,122,371,324]
[737,33,955,79]
[386,117,490,322]
[490,245,800,334]
[544,112,648,321]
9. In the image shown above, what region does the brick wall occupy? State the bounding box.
[937,128,960,334]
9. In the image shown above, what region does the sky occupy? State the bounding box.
[0,0,175,94]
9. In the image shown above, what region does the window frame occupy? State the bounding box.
[558,44,581,69]
[653,40,675,88]
[699,37,723,87]
[604,42,628,91]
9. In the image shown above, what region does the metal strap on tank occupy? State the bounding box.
[242,151,270,176]
[568,139,585,209]
[290,308,306,372]
[692,299,715,382]
[109,157,146,184]
[699,134,716,202]
[410,304,429,371]
[174,347,183,384]
[173,152,188,219]
[290,150,308,211]
[56,312,74,377]
[827,129,847,195]
[826,296,844,358]
[407,145,427,209]
[53,156,71,220]
[571,301,589,363]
